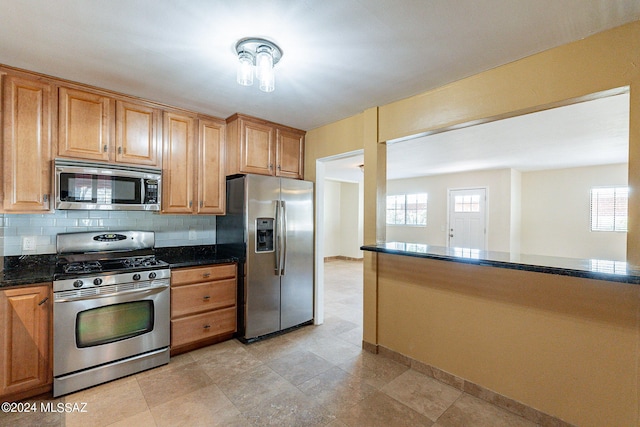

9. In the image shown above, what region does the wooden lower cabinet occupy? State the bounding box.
[0,284,52,400]
[170,263,237,355]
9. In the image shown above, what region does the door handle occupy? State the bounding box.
[274,200,281,276]
[281,200,287,276]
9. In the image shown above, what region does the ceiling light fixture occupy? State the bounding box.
[235,38,282,93]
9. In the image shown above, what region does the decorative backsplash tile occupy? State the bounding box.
[0,211,216,256]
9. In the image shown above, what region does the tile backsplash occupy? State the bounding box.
[0,211,216,256]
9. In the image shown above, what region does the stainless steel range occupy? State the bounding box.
[52,231,170,397]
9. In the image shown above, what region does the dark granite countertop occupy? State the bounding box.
[0,245,239,289]
[361,242,640,285]
[0,255,57,288]
[155,245,238,268]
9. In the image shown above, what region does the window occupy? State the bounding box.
[386,193,427,225]
[590,186,628,232]
[454,194,481,212]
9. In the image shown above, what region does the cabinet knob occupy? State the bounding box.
[203,324,211,330]
[38,297,49,306]
[203,272,211,278]
[103,145,108,152]
[189,200,193,207]
[269,163,273,169]
[203,295,211,300]
[277,165,281,170]
[118,146,122,154]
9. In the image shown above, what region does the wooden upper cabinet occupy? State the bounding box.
[226,114,304,179]
[276,127,305,179]
[2,74,53,212]
[239,119,274,175]
[116,100,159,166]
[58,87,160,167]
[0,284,52,398]
[162,111,195,214]
[197,118,226,214]
[58,87,111,161]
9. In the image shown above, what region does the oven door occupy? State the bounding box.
[53,282,170,377]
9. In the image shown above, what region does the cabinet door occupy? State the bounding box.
[162,111,195,213]
[0,285,51,397]
[197,119,225,214]
[58,87,111,161]
[3,75,53,212]
[116,100,159,166]
[239,118,274,175]
[276,128,305,179]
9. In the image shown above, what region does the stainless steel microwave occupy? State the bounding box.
[54,159,161,211]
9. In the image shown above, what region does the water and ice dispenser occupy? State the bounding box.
[256,218,274,252]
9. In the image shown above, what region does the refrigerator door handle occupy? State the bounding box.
[281,200,287,276]
[274,200,281,276]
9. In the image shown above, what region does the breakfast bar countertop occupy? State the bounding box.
[361,241,640,285]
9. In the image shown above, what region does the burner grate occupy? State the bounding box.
[63,261,102,274]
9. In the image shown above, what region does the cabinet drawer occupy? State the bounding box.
[172,263,236,286]
[170,307,236,348]
[171,278,236,317]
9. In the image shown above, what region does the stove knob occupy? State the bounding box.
[149,272,157,280]
[133,273,141,281]
[73,280,84,288]
[93,278,103,286]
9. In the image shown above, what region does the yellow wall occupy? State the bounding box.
[304,112,364,182]
[377,254,639,427]
[305,20,640,426]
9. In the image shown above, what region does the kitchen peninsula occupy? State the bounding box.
[360,242,640,426]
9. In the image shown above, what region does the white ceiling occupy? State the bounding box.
[323,92,630,182]
[0,1,638,132]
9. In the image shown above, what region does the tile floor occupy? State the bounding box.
[2,259,542,427]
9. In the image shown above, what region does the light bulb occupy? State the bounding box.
[236,51,254,86]
[255,46,274,92]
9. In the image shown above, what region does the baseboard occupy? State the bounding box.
[324,256,364,262]
[362,342,575,427]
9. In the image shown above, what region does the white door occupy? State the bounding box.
[448,188,487,250]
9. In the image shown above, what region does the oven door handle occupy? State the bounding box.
[54,284,169,303]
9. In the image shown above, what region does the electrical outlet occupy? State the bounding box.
[188,229,197,240]
[22,236,37,251]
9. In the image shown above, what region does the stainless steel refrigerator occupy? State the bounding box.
[216,174,314,341]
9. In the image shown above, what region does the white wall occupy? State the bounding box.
[386,163,628,261]
[521,163,627,260]
[323,180,342,257]
[387,169,515,252]
[323,179,363,258]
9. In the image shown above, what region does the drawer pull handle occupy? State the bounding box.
[203,273,211,278]
[203,295,211,300]
[203,324,211,330]
[38,297,49,306]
